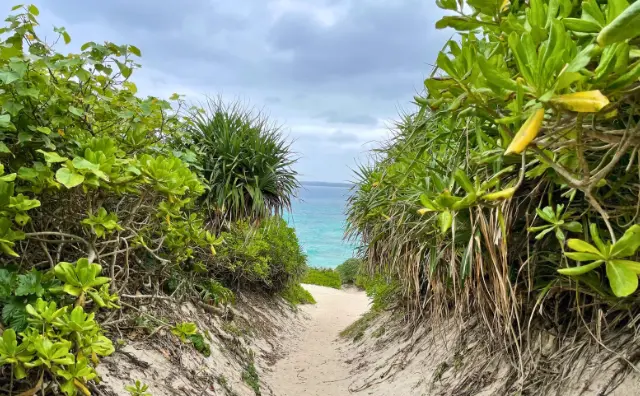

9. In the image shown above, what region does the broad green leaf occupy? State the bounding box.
[565,252,602,262]
[0,114,12,129]
[436,52,459,79]
[436,0,458,11]
[56,168,84,188]
[72,157,99,171]
[28,4,39,16]
[611,259,640,274]
[0,142,12,154]
[606,260,638,297]
[36,126,51,135]
[567,238,602,255]
[129,45,142,57]
[610,224,640,257]
[435,16,486,31]
[563,221,583,233]
[477,56,517,92]
[15,271,44,297]
[557,260,603,275]
[0,71,20,84]
[115,60,132,79]
[597,0,640,46]
[536,206,556,223]
[562,18,601,32]
[1,101,22,117]
[18,131,32,143]
[68,106,84,117]
[36,150,67,163]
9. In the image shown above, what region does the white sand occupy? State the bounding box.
[266,284,370,396]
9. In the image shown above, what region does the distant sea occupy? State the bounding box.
[285,182,358,268]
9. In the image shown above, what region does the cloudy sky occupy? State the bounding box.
[26,0,450,182]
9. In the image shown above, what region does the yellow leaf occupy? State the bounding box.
[74,379,92,396]
[417,208,432,215]
[210,245,217,256]
[57,129,65,137]
[500,0,510,12]
[504,108,545,155]
[551,90,610,113]
[26,34,34,41]
[482,187,517,201]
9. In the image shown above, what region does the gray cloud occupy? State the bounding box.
[315,111,378,126]
[26,0,448,182]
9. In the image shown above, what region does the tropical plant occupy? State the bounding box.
[560,224,640,297]
[184,97,299,227]
[347,0,640,391]
[126,380,152,396]
[170,322,198,342]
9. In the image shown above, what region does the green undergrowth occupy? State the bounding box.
[281,283,316,306]
[242,361,261,396]
[335,258,362,284]
[0,4,306,394]
[302,267,341,289]
[356,275,401,311]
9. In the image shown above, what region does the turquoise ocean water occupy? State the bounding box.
[285,183,358,268]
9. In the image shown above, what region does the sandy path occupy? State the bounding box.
[268,284,370,396]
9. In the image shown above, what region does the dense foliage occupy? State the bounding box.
[302,268,342,289]
[0,5,306,394]
[215,217,308,292]
[335,258,361,284]
[185,97,299,228]
[347,0,640,389]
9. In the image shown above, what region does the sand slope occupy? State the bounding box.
[266,284,370,396]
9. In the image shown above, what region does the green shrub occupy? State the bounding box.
[214,217,307,292]
[0,5,272,393]
[355,275,399,311]
[335,258,361,284]
[184,97,299,227]
[347,0,640,390]
[302,268,341,289]
[281,283,316,305]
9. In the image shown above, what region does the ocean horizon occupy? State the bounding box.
[285,182,358,268]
